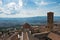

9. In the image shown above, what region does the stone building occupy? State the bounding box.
[47,12,54,31]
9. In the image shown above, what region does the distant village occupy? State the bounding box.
[0,12,60,40]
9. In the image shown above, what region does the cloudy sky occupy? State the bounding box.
[0,0,60,18]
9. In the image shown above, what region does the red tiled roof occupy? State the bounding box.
[48,32,60,40]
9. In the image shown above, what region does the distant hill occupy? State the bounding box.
[0,16,60,27]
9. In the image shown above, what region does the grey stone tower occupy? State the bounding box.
[47,12,54,31]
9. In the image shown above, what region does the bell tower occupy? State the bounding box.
[47,12,54,31]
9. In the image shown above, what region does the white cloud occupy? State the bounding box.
[4,10,11,14]
[0,7,3,11]
[18,0,23,7]
[0,0,58,18]
[0,7,11,15]
[11,9,47,18]
[0,8,46,18]
[2,0,23,15]
[6,2,17,10]
[0,0,2,6]
[35,1,56,6]
[5,0,23,11]
[40,1,48,5]
[0,0,46,18]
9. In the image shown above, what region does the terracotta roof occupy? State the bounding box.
[48,32,60,40]
[23,23,31,29]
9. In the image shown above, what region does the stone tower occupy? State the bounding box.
[47,12,54,31]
